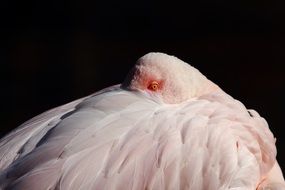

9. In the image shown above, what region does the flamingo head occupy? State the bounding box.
[122,52,219,104]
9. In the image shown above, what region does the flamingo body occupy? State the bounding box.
[0,53,283,190]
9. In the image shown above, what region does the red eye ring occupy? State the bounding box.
[148,81,159,91]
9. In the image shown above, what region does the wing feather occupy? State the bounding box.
[0,87,276,190]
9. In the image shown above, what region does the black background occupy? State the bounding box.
[1,1,285,171]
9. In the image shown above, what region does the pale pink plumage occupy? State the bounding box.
[0,52,283,190]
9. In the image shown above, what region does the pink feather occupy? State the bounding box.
[0,53,283,190]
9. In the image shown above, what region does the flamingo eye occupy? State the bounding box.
[148,81,159,91]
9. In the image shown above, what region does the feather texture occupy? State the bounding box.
[0,85,276,190]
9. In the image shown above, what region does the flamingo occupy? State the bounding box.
[0,52,284,190]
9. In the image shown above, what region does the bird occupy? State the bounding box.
[0,52,284,190]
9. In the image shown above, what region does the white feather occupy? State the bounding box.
[0,53,280,190]
[0,85,277,189]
